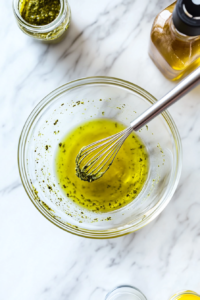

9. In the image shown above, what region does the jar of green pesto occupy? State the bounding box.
[12,0,71,41]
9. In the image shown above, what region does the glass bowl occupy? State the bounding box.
[18,76,182,239]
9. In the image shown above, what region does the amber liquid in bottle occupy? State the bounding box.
[149,2,200,80]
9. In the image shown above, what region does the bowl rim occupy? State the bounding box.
[18,76,182,239]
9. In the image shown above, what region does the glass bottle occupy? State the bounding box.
[12,0,71,42]
[149,0,200,80]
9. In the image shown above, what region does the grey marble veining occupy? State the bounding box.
[1,0,200,300]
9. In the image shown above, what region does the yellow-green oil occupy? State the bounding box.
[55,119,149,213]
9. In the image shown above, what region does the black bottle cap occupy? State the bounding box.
[172,0,200,36]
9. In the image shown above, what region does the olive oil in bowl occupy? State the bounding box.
[55,119,149,213]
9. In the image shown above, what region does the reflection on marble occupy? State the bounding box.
[1,0,200,300]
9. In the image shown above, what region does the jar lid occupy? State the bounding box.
[172,0,200,36]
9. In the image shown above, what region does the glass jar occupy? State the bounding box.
[105,285,147,300]
[170,290,200,300]
[12,0,71,42]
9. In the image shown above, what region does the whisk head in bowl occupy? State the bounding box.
[75,127,133,182]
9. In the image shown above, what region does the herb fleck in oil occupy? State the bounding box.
[55,119,149,213]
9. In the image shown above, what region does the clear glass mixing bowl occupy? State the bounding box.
[18,76,182,239]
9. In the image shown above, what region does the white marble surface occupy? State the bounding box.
[1,0,200,299]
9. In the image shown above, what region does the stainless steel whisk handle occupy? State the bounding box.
[130,67,200,131]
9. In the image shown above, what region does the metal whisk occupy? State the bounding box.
[76,68,200,182]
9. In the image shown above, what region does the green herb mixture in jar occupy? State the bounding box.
[19,0,61,26]
[13,0,71,41]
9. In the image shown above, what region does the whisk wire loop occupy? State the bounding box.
[76,127,133,181]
